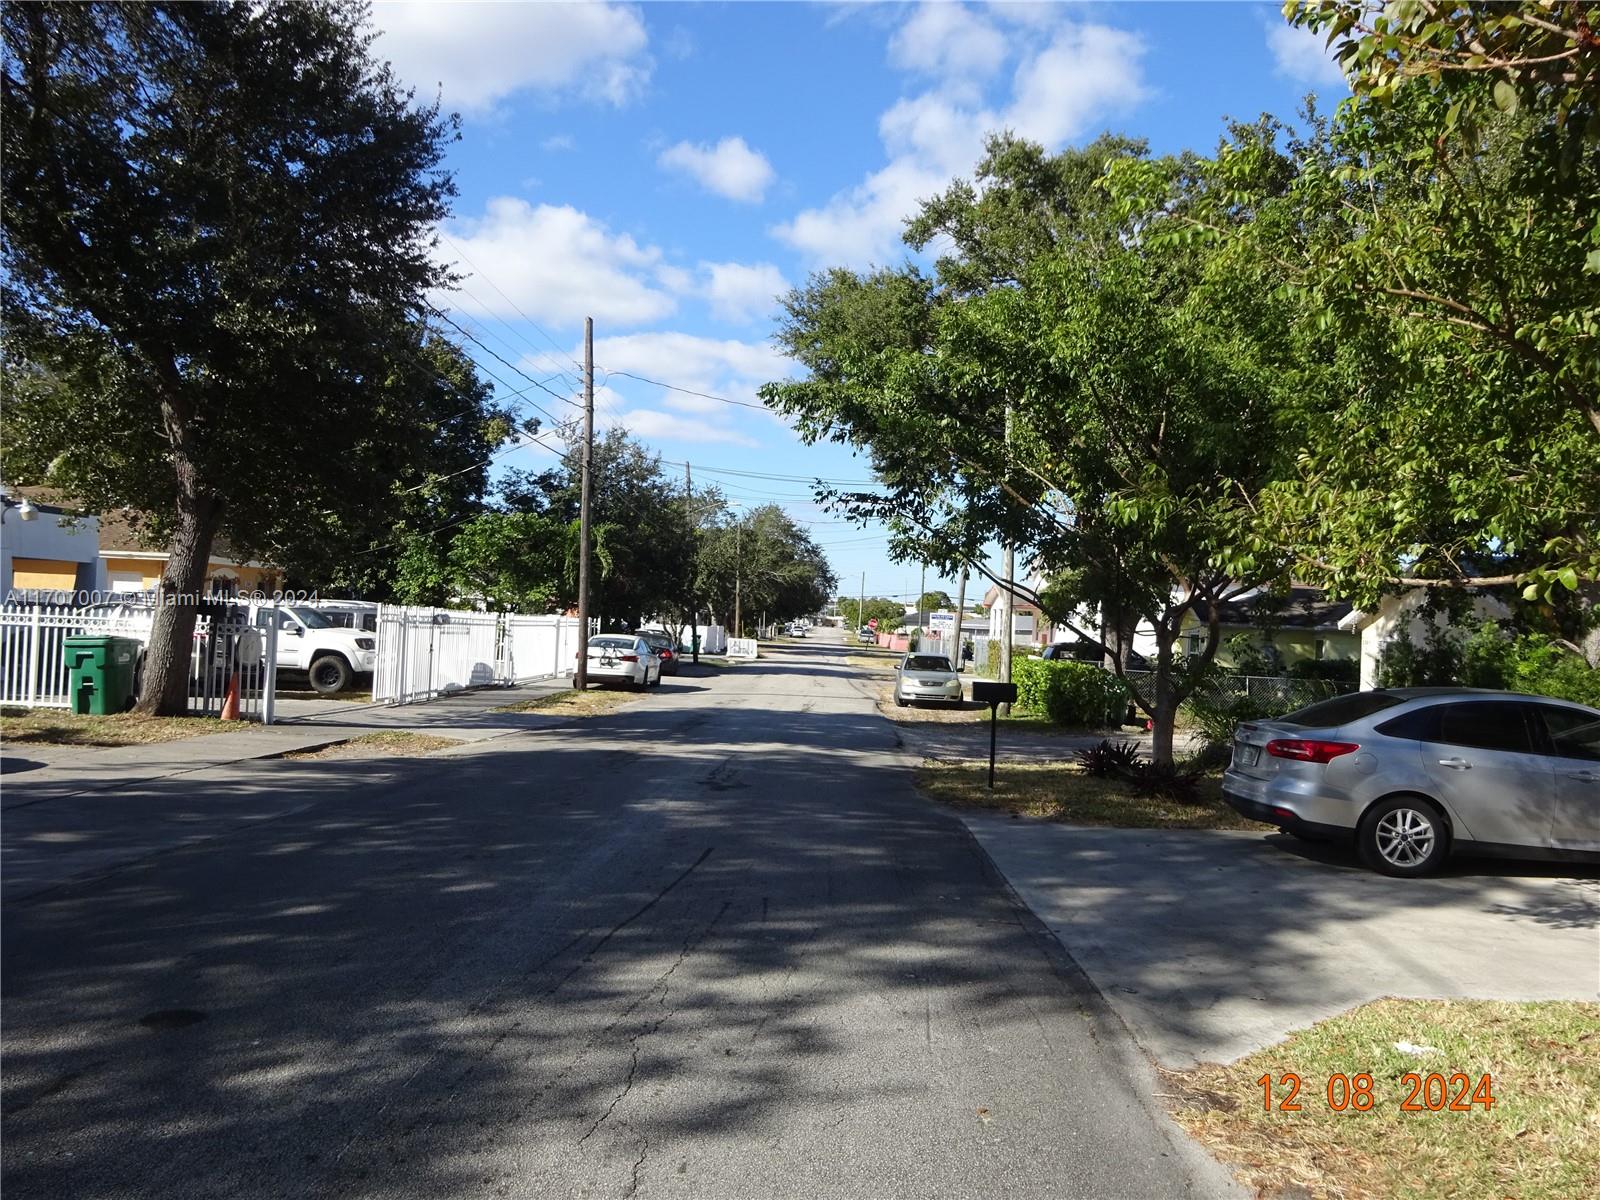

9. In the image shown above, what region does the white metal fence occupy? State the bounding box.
[0,602,278,721]
[372,605,583,706]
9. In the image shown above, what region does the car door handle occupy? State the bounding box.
[1437,757,1471,769]
[1566,770,1600,782]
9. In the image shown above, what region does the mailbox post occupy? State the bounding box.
[969,680,1018,789]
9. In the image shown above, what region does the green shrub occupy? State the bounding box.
[1013,658,1128,727]
[1286,657,1359,683]
[1076,738,1141,776]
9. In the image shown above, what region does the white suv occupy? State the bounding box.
[261,605,376,693]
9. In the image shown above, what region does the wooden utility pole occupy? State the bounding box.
[573,316,595,689]
[858,571,865,636]
[686,461,698,664]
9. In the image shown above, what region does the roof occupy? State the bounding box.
[1191,586,1354,632]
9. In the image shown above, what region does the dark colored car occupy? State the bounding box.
[638,630,680,675]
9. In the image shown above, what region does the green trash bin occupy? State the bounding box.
[63,635,141,715]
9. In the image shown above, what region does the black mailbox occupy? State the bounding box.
[970,681,1017,706]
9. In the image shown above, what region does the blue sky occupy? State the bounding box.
[372,1,1346,605]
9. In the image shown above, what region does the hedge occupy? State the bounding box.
[1013,658,1128,727]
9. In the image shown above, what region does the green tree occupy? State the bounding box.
[839,597,908,630]
[916,590,953,613]
[1,0,465,713]
[697,507,836,635]
[766,137,1294,764]
[1106,62,1598,605]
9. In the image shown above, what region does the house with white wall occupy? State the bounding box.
[1339,590,1512,690]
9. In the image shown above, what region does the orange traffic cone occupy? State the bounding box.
[220,670,241,721]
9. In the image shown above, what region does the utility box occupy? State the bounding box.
[63,635,141,715]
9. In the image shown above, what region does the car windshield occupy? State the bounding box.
[591,637,635,650]
[1279,691,1406,728]
[905,655,952,672]
[290,606,332,629]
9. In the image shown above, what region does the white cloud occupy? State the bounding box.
[700,261,790,325]
[1005,23,1148,147]
[541,134,576,152]
[1266,20,1347,87]
[774,17,1149,266]
[592,331,791,398]
[439,198,677,328]
[888,3,1008,79]
[657,137,776,203]
[372,1,651,113]
[603,407,762,448]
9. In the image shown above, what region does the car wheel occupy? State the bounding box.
[894,690,908,708]
[1359,796,1449,877]
[309,654,353,695]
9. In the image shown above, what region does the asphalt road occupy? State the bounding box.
[2,630,1235,1199]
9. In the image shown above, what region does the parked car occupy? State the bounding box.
[1223,688,1599,876]
[583,635,661,689]
[309,601,379,633]
[858,626,876,643]
[252,604,377,694]
[787,621,808,638]
[638,630,680,675]
[1038,641,1149,669]
[894,653,963,707]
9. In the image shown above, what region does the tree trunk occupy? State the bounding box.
[1148,624,1178,768]
[135,493,223,716]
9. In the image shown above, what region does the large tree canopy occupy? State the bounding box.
[1,0,480,712]
[764,136,1297,764]
[1106,10,1599,606]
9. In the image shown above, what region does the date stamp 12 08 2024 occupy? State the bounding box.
[1258,1071,1496,1113]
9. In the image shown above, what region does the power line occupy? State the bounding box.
[437,229,587,379]
[599,369,769,412]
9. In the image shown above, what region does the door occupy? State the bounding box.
[1414,701,1554,850]
[274,610,306,669]
[1531,704,1600,853]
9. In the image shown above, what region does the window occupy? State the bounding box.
[1535,705,1600,762]
[1281,692,1407,728]
[1431,702,1533,754]
[905,655,952,671]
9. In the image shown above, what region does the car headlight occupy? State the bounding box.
[355,638,375,650]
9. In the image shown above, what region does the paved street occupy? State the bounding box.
[1,630,1236,1200]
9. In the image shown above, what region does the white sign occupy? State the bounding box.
[727,637,759,660]
[929,612,955,629]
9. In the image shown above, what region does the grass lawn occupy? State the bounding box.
[1164,998,1600,1200]
[284,731,461,760]
[0,706,252,747]
[495,687,641,717]
[918,759,1271,831]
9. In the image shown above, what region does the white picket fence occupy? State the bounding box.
[0,602,278,721]
[372,605,583,706]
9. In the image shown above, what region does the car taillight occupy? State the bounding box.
[660,649,673,658]
[620,654,638,662]
[1266,738,1359,764]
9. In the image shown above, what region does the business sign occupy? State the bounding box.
[929,612,955,629]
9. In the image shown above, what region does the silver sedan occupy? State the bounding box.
[1223,687,1599,876]
[893,653,963,707]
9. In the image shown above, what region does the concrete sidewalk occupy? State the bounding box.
[962,813,1599,1069]
[0,676,581,808]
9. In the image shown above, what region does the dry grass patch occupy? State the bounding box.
[0,707,252,747]
[495,687,639,717]
[1165,998,1600,1200]
[284,731,460,760]
[918,759,1270,831]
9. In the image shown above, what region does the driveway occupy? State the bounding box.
[961,815,1599,1068]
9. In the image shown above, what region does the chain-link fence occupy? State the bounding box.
[1122,669,1354,714]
